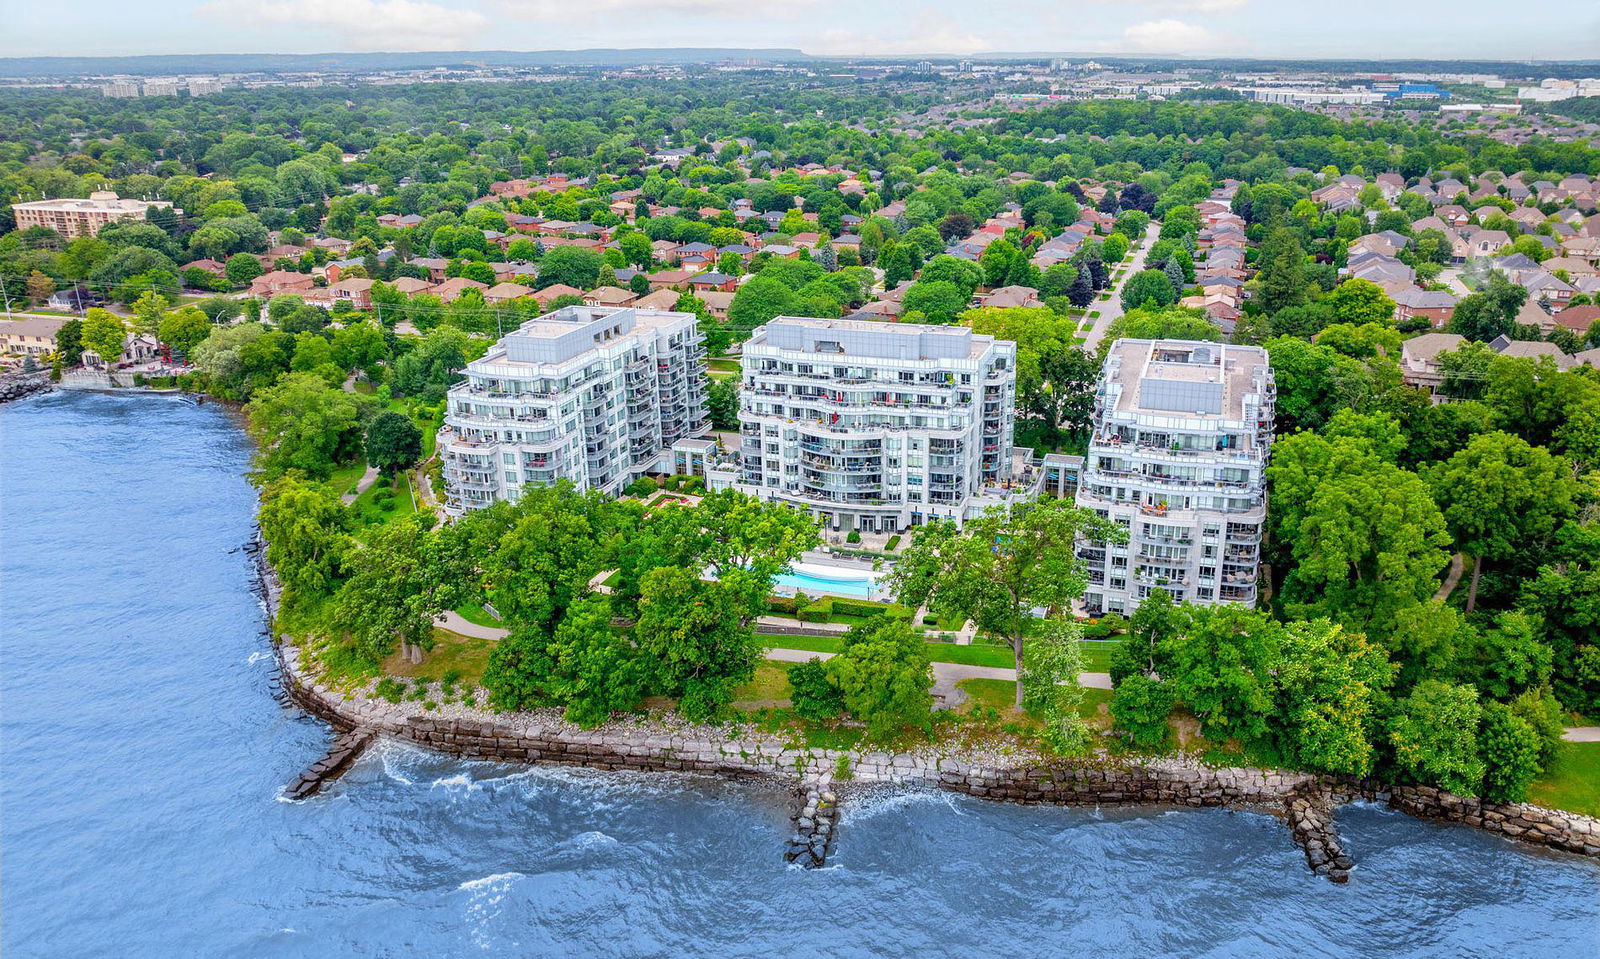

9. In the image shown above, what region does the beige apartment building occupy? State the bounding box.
[10,191,175,238]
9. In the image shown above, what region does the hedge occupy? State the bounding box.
[799,597,835,622]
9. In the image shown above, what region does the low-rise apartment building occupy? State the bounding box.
[437,305,709,514]
[731,316,1016,534]
[11,191,175,238]
[1076,339,1276,614]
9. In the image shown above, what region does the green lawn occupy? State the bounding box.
[349,472,418,526]
[706,358,741,373]
[956,680,1113,726]
[452,601,502,628]
[732,663,794,705]
[1528,742,1600,818]
[1080,640,1123,673]
[760,633,1019,669]
[382,627,495,685]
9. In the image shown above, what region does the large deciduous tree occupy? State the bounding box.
[886,500,1120,707]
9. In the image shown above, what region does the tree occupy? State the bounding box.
[707,377,740,430]
[1163,606,1280,746]
[1388,680,1485,797]
[726,274,799,330]
[1101,308,1219,351]
[365,410,423,477]
[257,477,351,610]
[1270,619,1394,776]
[826,618,933,739]
[536,246,603,290]
[789,658,845,720]
[938,211,975,240]
[901,280,967,324]
[886,500,1120,707]
[919,255,984,301]
[633,566,759,721]
[1256,227,1309,314]
[1110,588,1185,686]
[1477,700,1544,803]
[246,372,371,479]
[55,318,83,367]
[332,518,467,667]
[1268,431,1451,639]
[225,253,264,286]
[25,270,54,306]
[1120,270,1176,311]
[156,308,212,358]
[1426,432,1577,612]
[1323,278,1397,326]
[80,309,126,369]
[1449,273,1526,342]
[1109,674,1176,749]
[1023,617,1094,752]
[1067,268,1094,308]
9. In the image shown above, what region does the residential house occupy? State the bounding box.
[582,286,637,308]
[530,283,583,308]
[1554,304,1600,336]
[1391,287,1459,328]
[1489,335,1575,369]
[1400,332,1466,393]
[432,277,489,303]
[323,277,374,310]
[979,285,1046,310]
[484,282,535,305]
[249,270,315,298]
[0,316,69,361]
[389,276,435,296]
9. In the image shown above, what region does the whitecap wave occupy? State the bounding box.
[458,871,525,891]
[246,650,269,665]
[836,786,962,826]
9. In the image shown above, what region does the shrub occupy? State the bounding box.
[831,597,889,618]
[625,476,659,498]
[846,529,861,543]
[884,534,902,551]
[789,658,844,719]
[884,606,912,621]
[798,597,835,622]
[766,596,801,615]
[1110,675,1175,749]
[375,677,405,704]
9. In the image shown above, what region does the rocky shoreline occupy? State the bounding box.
[252,535,1600,880]
[0,371,52,405]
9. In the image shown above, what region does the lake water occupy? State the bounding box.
[3,390,1598,958]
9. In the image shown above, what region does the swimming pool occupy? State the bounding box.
[772,561,880,599]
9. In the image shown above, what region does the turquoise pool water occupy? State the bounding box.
[773,565,878,598]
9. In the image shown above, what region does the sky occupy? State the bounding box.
[3,0,1599,62]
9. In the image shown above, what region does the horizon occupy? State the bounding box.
[6,0,1599,63]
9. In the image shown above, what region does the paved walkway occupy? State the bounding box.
[1080,219,1163,355]
[764,646,1111,708]
[340,465,381,505]
[1563,726,1600,743]
[432,611,509,640]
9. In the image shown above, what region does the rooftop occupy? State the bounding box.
[1104,338,1273,425]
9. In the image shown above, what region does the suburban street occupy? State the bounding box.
[1080,218,1163,354]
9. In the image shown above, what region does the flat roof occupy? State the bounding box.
[1105,338,1272,423]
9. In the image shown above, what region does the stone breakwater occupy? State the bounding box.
[0,372,52,404]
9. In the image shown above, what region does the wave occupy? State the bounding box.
[836,785,964,826]
[458,871,526,892]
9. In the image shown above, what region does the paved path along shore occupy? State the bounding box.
[429,615,1111,700]
[1563,726,1600,743]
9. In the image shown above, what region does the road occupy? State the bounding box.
[1080,218,1163,355]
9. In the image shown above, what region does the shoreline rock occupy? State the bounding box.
[255,537,1600,877]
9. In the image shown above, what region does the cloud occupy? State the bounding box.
[810,24,995,56]
[487,0,811,22]
[198,0,489,50]
[1119,18,1237,54]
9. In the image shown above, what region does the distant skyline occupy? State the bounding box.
[5,0,1599,62]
